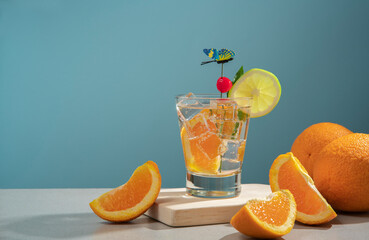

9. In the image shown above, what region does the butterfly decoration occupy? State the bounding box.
[201,48,235,65]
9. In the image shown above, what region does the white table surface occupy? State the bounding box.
[1,186,369,240]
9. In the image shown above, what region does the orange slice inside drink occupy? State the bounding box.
[180,109,222,174]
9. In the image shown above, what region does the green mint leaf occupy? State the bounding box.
[231,122,240,137]
[237,109,248,121]
[233,66,244,84]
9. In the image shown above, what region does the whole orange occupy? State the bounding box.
[291,122,352,178]
[313,133,369,212]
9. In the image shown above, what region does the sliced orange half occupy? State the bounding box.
[90,161,161,222]
[231,190,296,239]
[269,152,337,225]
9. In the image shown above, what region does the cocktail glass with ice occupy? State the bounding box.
[176,93,252,198]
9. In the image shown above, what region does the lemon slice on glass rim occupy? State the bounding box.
[228,68,281,118]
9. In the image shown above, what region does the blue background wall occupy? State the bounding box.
[1,0,368,188]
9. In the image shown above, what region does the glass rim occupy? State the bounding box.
[175,93,253,101]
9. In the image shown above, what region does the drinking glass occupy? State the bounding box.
[176,94,252,198]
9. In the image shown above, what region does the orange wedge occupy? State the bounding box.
[180,109,222,174]
[269,152,337,225]
[180,126,221,174]
[231,190,296,239]
[90,161,161,222]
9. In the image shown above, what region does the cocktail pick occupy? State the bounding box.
[201,48,235,65]
[201,48,235,98]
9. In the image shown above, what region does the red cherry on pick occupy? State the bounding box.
[217,77,233,93]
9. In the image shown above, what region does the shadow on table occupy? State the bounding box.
[332,211,369,225]
[97,215,173,232]
[293,221,332,230]
[3,213,167,239]
[220,232,285,240]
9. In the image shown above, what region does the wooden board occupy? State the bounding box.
[145,184,271,227]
